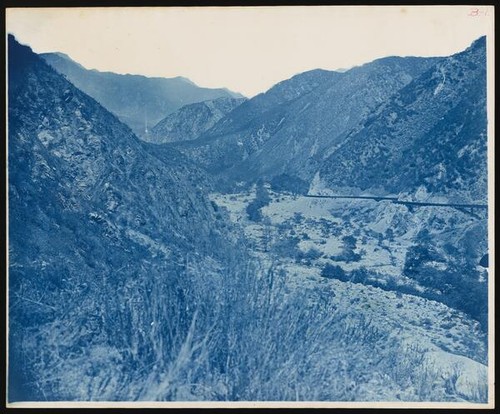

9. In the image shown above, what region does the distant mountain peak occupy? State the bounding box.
[462,35,486,56]
[49,51,73,60]
[174,75,196,85]
[40,51,243,138]
[39,51,87,70]
[471,35,487,47]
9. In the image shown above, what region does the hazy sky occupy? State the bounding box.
[6,6,494,97]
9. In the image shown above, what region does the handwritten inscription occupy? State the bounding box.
[468,7,490,17]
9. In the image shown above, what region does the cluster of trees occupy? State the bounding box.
[318,224,488,332]
[321,264,348,281]
[403,244,488,330]
[246,180,271,222]
[269,174,309,195]
[401,225,488,330]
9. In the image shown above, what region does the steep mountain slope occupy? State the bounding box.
[8,35,239,401]
[145,97,246,144]
[8,34,490,404]
[172,57,440,187]
[170,69,340,175]
[318,37,487,203]
[40,52,243,138]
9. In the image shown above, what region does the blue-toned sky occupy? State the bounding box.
[6,6,494,97]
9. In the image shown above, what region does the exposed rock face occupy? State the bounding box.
[319,37,487,203]
[145,97,246,144]
[172,58,440,185]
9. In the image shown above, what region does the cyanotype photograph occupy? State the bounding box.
[5,5,495,408]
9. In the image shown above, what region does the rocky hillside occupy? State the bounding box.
[40,52,243,138]
[8,33,490,403]
[145,97,246,144]
[8,35,239,401]
[318,36,487,203]
[172,57,440,187]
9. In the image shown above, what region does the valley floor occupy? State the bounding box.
[210,188,489,401]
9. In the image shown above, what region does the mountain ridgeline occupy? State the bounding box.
[170,57,440,182]
[319,36,487,202]
[41,52,243,138]
[8,33,490,403]
[40,38,488,204]
[167,37,487,204]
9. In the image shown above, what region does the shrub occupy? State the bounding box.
[302,247,322,261]
[349,268,370,284]
[321,264,348,281]
[342,235,357,249]
[273,236,300,259]
[246,202,263,222]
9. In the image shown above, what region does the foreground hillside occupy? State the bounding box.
[9,35,241,401]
